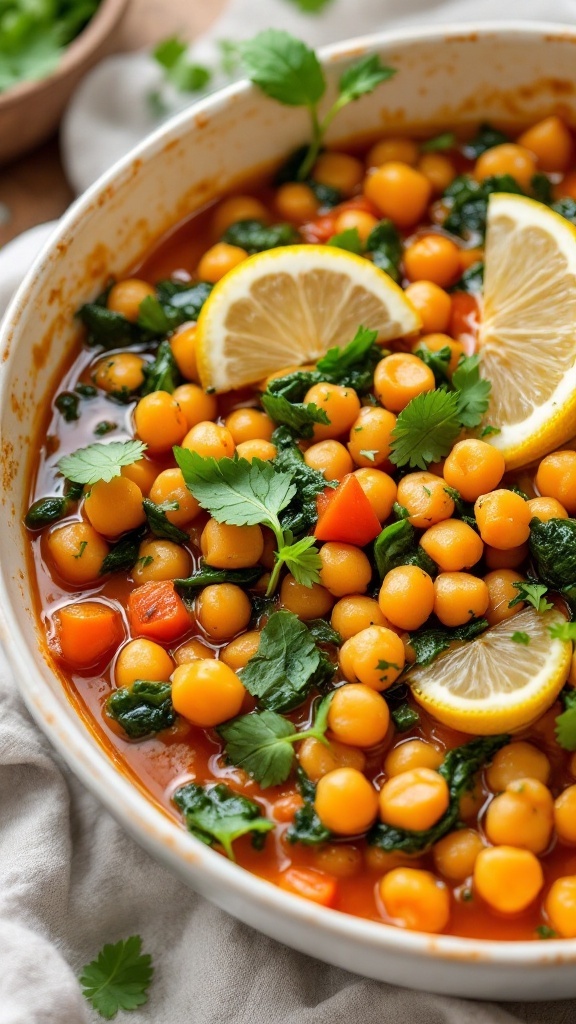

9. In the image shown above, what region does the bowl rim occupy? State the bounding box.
[2,19,576,967]
[0,0,130,108]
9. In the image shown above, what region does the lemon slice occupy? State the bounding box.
[479,193,576,469]
[195,245,421,391]
[408,607,571,735]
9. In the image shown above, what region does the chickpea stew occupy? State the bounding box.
[23,35,576,943]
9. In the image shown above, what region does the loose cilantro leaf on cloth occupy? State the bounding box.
[287,766,332,845]
[327,227,363,253]
[373,518,437,580]
[173,782,274,859]
[368,735,509,853]
[142,498,189,544]
[509,580,553,614]
[140,340,182,395]
[240,30,395,180]
[100,528,146,576]
[461,123,510,159]
[175,564,263,599]
[555,687,576,751]
[219,695,332,787]
[222,219,299,252]
[240,610,335,711]
[408,618,488,666]
[153,36,212,93]
[57,440,147,486]
[452,354,491,428]
[421,132,456,152]
[365,219,402,281]
[106,681,175,739]
[79,934,153,1020]
[390,389,462,470]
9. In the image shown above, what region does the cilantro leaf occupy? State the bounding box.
[240,30,325,106]
[222,219,299,252]
[137,296,172,336]
[555,688,576,751]
[316,325,378,378]
[408,618,488,666]
[142,498,189,544]
[550,621,576,641]
[327,227,363,253]
[452,354,491,428]
[173,782,274,859]
[509,581,553,614]
[79,935,153,1019]
[390,389,462,470]
[277,534,322,587]
[260,391,330,438]
[106,681,175,740]
[511,631,530,645]
[338,53,396,103]
[241,610,335,711]
[391,703,420,732]
[55,391,80,421]
[57,440,147,486]
[414,343,452,386]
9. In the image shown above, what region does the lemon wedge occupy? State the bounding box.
[480,193,576,469]
[408,607,571,735]
[194,245,421,392]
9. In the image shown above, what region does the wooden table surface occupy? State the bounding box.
[0,0,227,247]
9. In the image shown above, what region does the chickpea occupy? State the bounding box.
[304,382,361,442]
[433,829,484,882]
[333,208,378,243]
[171,384,218,430]
[486,741,551,791]
[475,143,537,191]
[121,458,160,497]
[276,182,319,223]
[328,683,390,746]
[201,519,264,569]
[304,440,353,481]
[517,116,573,173]
[526,496,568,522]
[365,847,423,873]
[475,489,532,549]
[433,572,489,627]
[353,468,397,521]
[93,353,145,394]
[535,451,576,514]
[331,595,387,641]
[280,574,334,620]
[84,476,146,537]
[374,353,435,413]
[545,876,576,937]
[404,281,452,334]
[367,137,419,168]
[171,659,245,726]
[347,406,396,467]
[313,152,364,195]
[379,767,450,831]
[211,195,269,238]
[225,407,274,445]
[384,739,443,777]
[404,235,462,288]
[173,638,215,665]
[339,626,405,690]
[484,778,554,854]
[171,324,200,383]
[319,542,372,598]
[473,846,543,914]
[420,519,483,572]
[134,391,188,452]
[47,522,109,584]
[379,868,450,933]
[554,785,576,845]
[107,278,155,321]
[235,438,277,462]
[298,736,366,782]
[197,242,248,283]
[115,638,174,688]
[414,333,464,376]
[196,583,252,640]
[484,543,528,571]
[443,439,506,503]
[483,569,525,626]
[315,767,379,834]
[417,152,456,194]
[220,630,261,671]
[378,565,435,632]
[148,467,200,526]
[272,793,304,823]
[132,539,192,584]
[396,471,454,529]
[313,844,362,878]
[364,163,432,227]
[182,420,235,460]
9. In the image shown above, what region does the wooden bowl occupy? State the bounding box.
[0,0,130,166]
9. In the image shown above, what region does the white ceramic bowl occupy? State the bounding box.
[2,21,576,1000]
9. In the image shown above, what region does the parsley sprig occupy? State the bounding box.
[240,30,395,180]
[174,450,321,593]
[79,935,153,1019]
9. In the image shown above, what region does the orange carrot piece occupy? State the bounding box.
[128,581,192,642]
[279,867,338,907]
[56,602,124,667]
[315,473,382,546]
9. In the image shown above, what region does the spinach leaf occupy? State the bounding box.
[76,301,140,350]
[382,682,420,731]
[25,488,81,530]
[100,528,146,576]
[155,280,213,324]
[260,391,330,438]
[240,610,336,711]
[55,391,80,421]
[365,219,402,282]
[106,681,175,739]
[286,767,332,845]
[408,617,488,666]
[529,517,576,598]
[265,327,382,401]
[531,172,553,205]
[222,219,299,253]
[461,123,510,158]
[442,174,523,241]
[142,498,189,544]
[173,782,274,859]
[306,619,342,645]
[174,564,264,598]
[274,148,342,208]
[450,261,484,294]
[141,340,182,395]
[368,735,509,852]
[556,687,576,751]
[373,518,437,580]
[552,197,576,225]
[273,430,333,534]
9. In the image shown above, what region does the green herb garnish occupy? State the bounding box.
[79,935,153,1020]
[173,782,274,859]
[106,681,175,739]
[57,440,147,486]
[240,610,335,711]
[153,36,211,93]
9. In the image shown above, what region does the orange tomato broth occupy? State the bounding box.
[25,122,576,941]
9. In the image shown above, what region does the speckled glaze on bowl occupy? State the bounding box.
[2,22,576,1000]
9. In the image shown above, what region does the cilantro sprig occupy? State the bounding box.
[240,610,335,711]
[509,581,553,614]
[240,30,395,180]
[57,440,147,486]
[79,935,153,1020]
[174,450,321,593]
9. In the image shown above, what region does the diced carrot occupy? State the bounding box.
[449,291,479,344]
[279,867,338,907]
[56,601,124,668]
[128,581,192,643]
[315,473,382,546]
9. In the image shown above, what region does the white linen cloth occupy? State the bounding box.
[2,1,576,1021]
